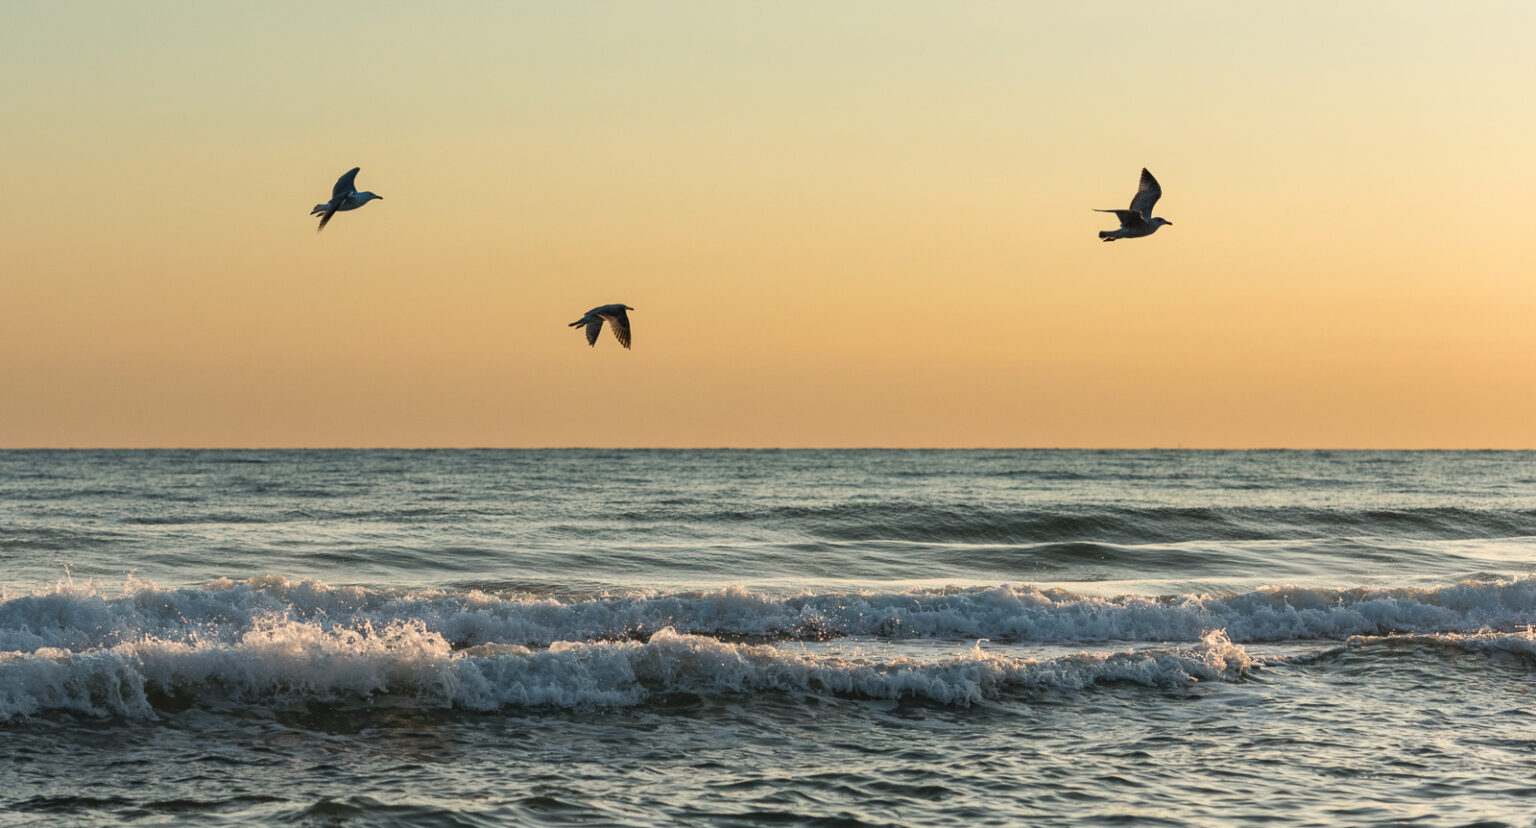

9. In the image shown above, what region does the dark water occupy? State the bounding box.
[4,450,1536,826]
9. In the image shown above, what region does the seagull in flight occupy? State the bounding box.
[569,304,634,349]
[311,167,382,232]
[1096,168,1172,241]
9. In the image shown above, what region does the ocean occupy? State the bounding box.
[3,449,1535,826]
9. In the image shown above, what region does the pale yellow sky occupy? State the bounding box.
[3,2,1535,447]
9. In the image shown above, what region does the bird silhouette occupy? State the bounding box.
[311,167,382,232]
[1096,168,1172,241]
[569,304,634,349]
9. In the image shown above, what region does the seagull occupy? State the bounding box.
[1096,168,1172,241]
[311,167,382,232]
[569,304,634,349]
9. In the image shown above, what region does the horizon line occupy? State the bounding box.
[3,446,1532,452]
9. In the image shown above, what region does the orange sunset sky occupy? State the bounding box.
[3,2,1535,448]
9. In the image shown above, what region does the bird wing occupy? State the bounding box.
[333,167,361,199]
[606,310,631,349]
[1095,208,1146,228]
[316,202,341,232]
[1128,168,1161,217]
[585,317,603,346]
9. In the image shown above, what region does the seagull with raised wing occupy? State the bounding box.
[569,304,634,349]
[1096,168,1172,241]
[311,167,383,232]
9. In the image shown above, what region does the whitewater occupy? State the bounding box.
[3,449,1535,826]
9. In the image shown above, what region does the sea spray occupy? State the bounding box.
[0,621,1254,719]
[7,576,1536,655]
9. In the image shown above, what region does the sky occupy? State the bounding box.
[3,1,1535,448]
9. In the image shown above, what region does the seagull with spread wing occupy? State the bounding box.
[311,167,383,232]
[1096,168,1172,241]
[569,304,634,349]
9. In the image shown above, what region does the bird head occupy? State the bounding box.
[1153,217,1172,227]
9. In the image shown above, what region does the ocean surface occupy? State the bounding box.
[3,449,1536,826]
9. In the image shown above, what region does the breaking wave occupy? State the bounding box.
[0,622,1252,720]
[6,574,1536,720]
[5,575,1536,653]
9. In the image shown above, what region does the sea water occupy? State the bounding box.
[3,450,1535,826]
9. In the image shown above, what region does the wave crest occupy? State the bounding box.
[6,576,1536,653]
[0,621,1251,719]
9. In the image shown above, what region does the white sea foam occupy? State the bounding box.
[0,617,1252,720]
[5,575,1536,654]
[8,569,1528,721]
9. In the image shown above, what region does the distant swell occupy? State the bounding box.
[699,503,1536,544]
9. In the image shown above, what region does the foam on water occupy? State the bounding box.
[7,573,1536,720]
[0,618,1256,720]
[6,575,1536,655]
[8,452,1536,824]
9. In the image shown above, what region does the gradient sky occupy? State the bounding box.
[4,1,1535,448]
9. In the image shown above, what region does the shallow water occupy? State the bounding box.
[4,450,1536,826]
